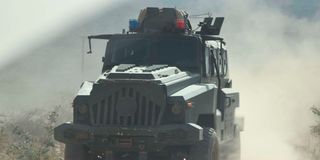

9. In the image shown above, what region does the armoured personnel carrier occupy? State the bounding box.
[54,7,243,160]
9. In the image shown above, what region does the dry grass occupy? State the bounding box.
[0,105,319,160]
[294,106,320,160]
[311,107,320,136]
[0,106,71,160]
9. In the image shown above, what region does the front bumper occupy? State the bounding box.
[54,123,203,150]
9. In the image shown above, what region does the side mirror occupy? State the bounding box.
[218,88,239,120]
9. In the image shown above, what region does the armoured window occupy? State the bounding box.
[107,36,198,70]
[111,39,149,64]
[218,48,228,77]
[218,49,223,76]
[214,48,222,76]
[222,50,228,76]
[210,48,217,77]
[205,47,211,77]
[211,48,228,77]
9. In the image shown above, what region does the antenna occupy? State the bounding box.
[81,36,85,81]
[189,12,212,18]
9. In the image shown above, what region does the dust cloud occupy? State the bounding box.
[162,0,320,158]
[1,0,320,160]
[166,0,320,159]
[216,1,320,160]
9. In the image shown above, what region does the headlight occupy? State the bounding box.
[78,104,88,114]
[74,104,90,124]
[171,101,193,115]
[171,104,183,114]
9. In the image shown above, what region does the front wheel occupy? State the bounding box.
[64,144,89,160]
[219,129,241,160]
[189,128,219,160]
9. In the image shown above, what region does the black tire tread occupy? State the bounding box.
[189,127,219,160]
[64,144,89,160]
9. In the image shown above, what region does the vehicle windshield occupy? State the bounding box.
[106,36,198,70]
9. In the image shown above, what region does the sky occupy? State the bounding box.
[1,0,320,160]
[0,0,122,69]
[1,0,319,69]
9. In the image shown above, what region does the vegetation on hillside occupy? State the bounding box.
[0,105,319,159]
[0,106,71,160]
[311,106,320,137]
[296,106,320,160]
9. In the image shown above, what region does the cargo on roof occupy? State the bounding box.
[133,7,192,33]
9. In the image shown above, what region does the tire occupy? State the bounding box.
[226,130,241,160]
[219,129,241,160]
[64,144,89,160]
[189,128,219,160]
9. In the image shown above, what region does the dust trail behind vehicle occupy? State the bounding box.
[0,0,320,160]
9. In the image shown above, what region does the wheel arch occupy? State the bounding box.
[197,113,216,129]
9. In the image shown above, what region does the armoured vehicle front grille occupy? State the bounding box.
[89,87,164,127]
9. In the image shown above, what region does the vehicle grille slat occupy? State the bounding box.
[100,100,105,125]
[107,96,112,124]
[94,104,98,124]
[134,92,140,125]
[151,102,156,126]
[104,96,111,124]
[140,96,146,126]
[89,104,95,125]
[144,101,149,126]
[156,105,164,125]
[112,92,119,125]
[147,101,152,126]
[96,102,101,125]
[155,106,160,125]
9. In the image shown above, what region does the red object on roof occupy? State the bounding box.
[176,19,185,30]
